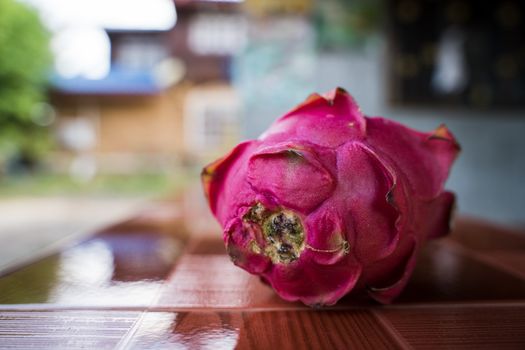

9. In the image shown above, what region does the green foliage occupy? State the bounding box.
[0,172,193,198]
[0,0,52,170]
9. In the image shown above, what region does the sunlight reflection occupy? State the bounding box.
[47,237,172,306]
[130,312,240,350]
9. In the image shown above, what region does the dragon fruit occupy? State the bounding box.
[201,88,460,306]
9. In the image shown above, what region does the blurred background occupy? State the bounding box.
[0,0,524,269]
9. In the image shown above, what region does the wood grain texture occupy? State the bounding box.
[379,305,525,349]
[124,312,242,349]
[237,310,401,350]
[448,217,525,251]
[395,241,525,303]
[157,254,293,309]
[0,310,140,349]
[0,200,523,350]
[125,310,401,350]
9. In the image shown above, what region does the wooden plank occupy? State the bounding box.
[157,254,295,309]
[449,217,525,251]
[123,311,242,349]
[236,310,402,350]
[0,310,140,350]
[126,310,401,350]
[378,305,525,349]
[395,242,525,304]
[0,212,523,349]
[158,236,525,309]
[488,251,525,278]
[0,230,184,307]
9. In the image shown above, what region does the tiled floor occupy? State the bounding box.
[0,200,524,349]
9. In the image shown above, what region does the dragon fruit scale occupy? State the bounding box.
[201,88,460,306]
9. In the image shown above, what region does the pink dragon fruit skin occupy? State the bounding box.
[202,88,460,306]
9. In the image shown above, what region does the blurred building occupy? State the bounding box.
[43,0,525,224]
[311,0,525,226]
[49,0,243,173]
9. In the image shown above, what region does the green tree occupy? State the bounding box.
[0,0,52,173]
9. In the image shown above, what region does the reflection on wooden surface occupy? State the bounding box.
[0,209,186,307]
[0,196,524,349]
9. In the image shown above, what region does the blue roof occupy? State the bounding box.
[51,67,163,95]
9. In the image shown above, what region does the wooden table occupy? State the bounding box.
[0,197,524,349]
